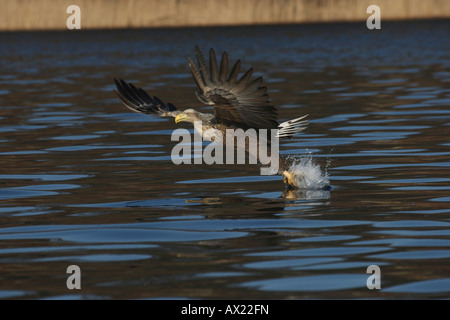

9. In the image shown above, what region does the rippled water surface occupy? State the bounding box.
[1,20,449,299]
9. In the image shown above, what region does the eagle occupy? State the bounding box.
[113,47,308,189]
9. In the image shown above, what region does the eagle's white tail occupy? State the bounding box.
[276,114,308,139]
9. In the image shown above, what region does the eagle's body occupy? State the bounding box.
[114,47,308,189]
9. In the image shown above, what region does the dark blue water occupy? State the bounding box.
[0,20,449,299]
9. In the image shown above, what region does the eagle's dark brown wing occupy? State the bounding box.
[188,47,278,130]
[113,79,179,117]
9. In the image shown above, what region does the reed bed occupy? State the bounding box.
[0,0,449,31]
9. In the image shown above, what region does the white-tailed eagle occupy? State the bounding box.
[114,47,308,189]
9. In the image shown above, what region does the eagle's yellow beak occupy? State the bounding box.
[175,113,189,123]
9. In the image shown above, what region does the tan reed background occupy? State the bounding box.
[0,0,449,31]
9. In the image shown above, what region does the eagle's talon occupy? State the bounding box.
[282,170,298,189]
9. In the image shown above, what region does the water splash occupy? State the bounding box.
[288,155,331,190]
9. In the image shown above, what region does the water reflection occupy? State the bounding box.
[281,189,331,200]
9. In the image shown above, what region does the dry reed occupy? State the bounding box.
[0,0,449,31]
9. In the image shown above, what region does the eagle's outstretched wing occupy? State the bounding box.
[113,78,180,117]
[188,47,278,130]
